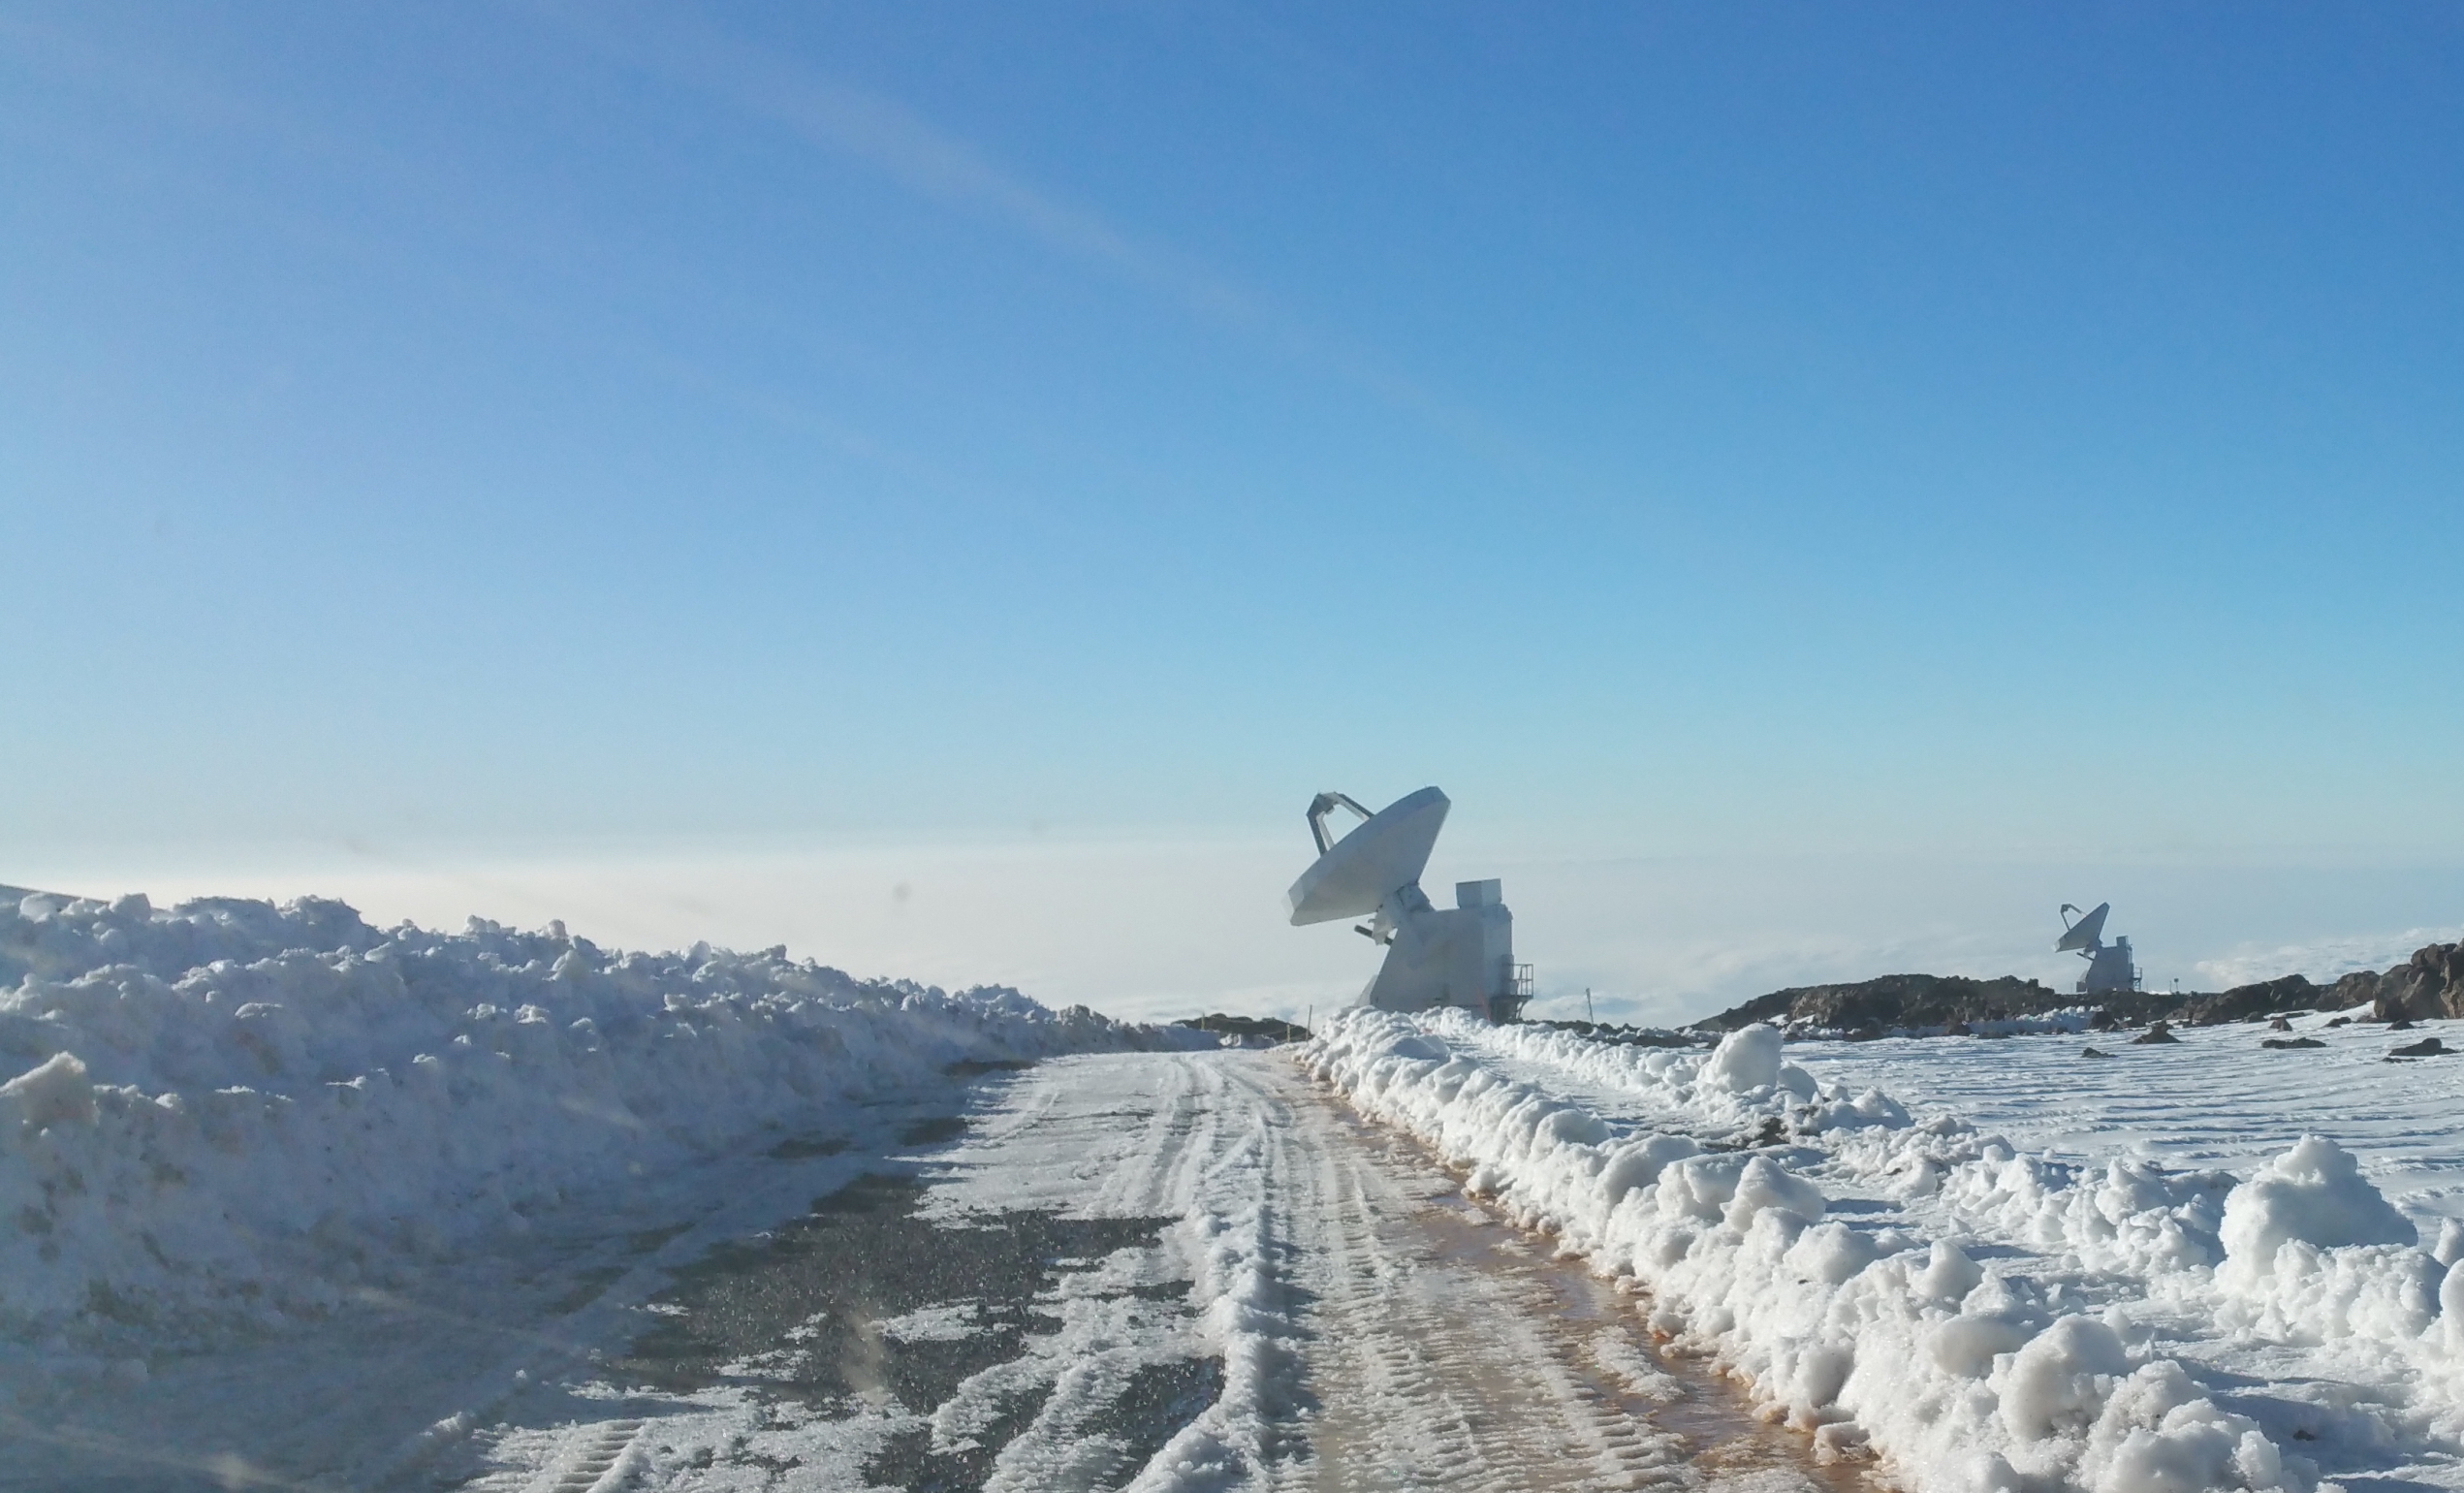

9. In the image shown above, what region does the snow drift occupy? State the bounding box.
[1303,1009,2464,1493]
[0,889,1203,1345]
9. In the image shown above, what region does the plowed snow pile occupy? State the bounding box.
[0,888,1204,1355]
[1306,1009,2464,1493]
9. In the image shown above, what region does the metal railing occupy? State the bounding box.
[1488,964,1537,1024]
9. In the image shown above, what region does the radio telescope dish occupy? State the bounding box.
[2056,902,2110,953]
[2056,900,2139,995]
[1286,786,1449,926]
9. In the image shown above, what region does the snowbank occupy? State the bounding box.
[1299,1010,2464,1493]
[2217,1136,2442,1346]
[0,890,1204,1346]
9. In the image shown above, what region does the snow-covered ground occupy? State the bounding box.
[1780,1023,2464,1226]
[4,885,1846,1492]
[24,878,2464,1493]
[0,888,1216,1470]
[1307,1009,2464,1493]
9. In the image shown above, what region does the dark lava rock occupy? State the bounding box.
[1539,1020,1700,1048]
[2390,1036,2448,1058]
[1179,1012,1311,1043]
[1702,1115,1791,1151]
[2181,974,2319,1027]
[2132,1022,2180,1045]
[2081,1046,2113,1059]
[2327,1016,2353,1028]
[2369,940,2464,1023]
[2268,1016,2294,1032]
[2262,1037,2325,1050]
[2391,1018,2417,1032]
[1694,972,2181,1033]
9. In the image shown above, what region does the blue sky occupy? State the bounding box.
[6,5,2463,1010]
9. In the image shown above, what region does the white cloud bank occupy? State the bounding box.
[11,840,2460,1027]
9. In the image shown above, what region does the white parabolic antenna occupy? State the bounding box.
[2056,900,2139,995]
[2056,902,2110,953]
[1286,786,1449,925]
[1284,786,1526,1022]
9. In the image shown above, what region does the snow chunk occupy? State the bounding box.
[2221,1135,2415,1279]
[2000,1315,2128,1440]
[1703,1023,1783,1093]
[1598,1134,1699,1204]
[1,1052,97,1134]
[1723,1155,1825,1230]
[1657,1154,1747,1223]
[2083,1361,2290,1493]
[1918,1239,1986,1303]
[1929,1312,2030,1380]
[2443,1257,2464,1353]
[1380,1033,1449,1064]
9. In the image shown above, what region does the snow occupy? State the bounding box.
[2220,1134,2420,1278]
[0,1050,97,1130]
[1703,1020,1786,1091]
[0,889,1210,1359]
[27,874,2464,1490]
[1305,1008,2464,1493]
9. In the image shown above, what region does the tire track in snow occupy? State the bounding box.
[1248,1062,1820,1493]
[424,1052,1848,1493]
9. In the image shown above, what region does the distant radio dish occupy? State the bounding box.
[2056,900,2139,995]
[1286,786,1449,926]
[2056,902,2110,954]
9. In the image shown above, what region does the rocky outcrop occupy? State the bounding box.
[1695,972,2189,1034]
[1697,974,2066,1033]
[2178,973,2318,1027]
[2332,969,2385,1010]
[1532,1021,1698,1048]
[1690,940,2464,1036]
[1178,1013,1311,1043]
[2369,940,2464,1022]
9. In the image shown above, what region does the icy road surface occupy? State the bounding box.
[10,1050,1837,1493]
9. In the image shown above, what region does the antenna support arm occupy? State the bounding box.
[1307,791,1374,854]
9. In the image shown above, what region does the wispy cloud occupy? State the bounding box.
[557,7,1529,464]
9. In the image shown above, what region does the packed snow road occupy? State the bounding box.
[429,1050,1835,1493]
[10,1048,1838,1492]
